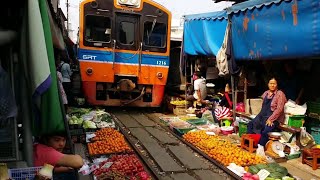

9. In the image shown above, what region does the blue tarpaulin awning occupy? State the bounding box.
[183,10,228,56]
[227,0,320,60]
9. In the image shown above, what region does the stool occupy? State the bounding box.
[241,134,257,153]
[302,148,320,170]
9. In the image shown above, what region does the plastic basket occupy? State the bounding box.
[187,118,208,126]
[0,118,18,161]
[286,152,301,160]
[173,105,186,116]
[311,127,320,144]
[307,101,320,115]
[173,127,195,136]
[288,115,304,128]
[8,166,42,180]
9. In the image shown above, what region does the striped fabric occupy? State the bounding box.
[214,106,232,121]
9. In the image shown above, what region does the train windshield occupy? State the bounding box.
[143,20,166,48]
[119,21,135,45]
[84,15,111,45]
[116,15,139,50]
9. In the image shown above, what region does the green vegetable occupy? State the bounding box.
[265,178,275,180]
[256,163,268,169]
[265,167,276,173]
[249,166,259,174]
[275,166,288,175]
[268,172,283,179]
[268,163,280,168]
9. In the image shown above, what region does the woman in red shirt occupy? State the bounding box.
[33,133,83,172]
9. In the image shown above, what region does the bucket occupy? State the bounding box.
[311,127,320,144]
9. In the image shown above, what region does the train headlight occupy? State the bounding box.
[86,68,93,75]
[118,0,128,4]
[130,0,139,5]
[117,0,140,7]
[156,72,163,79]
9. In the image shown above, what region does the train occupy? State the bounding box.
[77,0,171,107]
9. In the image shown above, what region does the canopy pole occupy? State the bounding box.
[231,75,236,121]
[20,62,33,166]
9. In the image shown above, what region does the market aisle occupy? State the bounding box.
[280,158,320,180]
[112,110,235,180]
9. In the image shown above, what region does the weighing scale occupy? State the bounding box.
[265,132,286,162]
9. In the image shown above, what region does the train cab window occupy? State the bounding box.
[118,21,135,45]
[84,15,111,46]
[143,21,167,48]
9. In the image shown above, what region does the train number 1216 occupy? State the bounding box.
[156,61,167,65]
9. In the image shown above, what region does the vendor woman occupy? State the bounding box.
[247,77,287,146]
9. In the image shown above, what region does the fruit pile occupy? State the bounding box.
[88,128,132,155]
[91,128,124,141]
[93,154,151,180]
[183,130,265,167]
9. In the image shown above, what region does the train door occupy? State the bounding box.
[114,14,140,76]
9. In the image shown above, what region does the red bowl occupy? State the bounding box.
[221,129,233,135]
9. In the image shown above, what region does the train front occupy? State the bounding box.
[78,0,171,107]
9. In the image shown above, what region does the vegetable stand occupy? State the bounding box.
[67,108,154,180]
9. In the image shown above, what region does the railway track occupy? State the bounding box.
[110,109,242,180]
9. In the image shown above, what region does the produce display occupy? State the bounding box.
[68,107,152,179]
[249,163,289,180]
[170,100,187,106]
[183,131,265,167]
[91,128,124,141]
[88,128,132,155]
[69,115,84,125]
[169,120,194,129]
[93,154,151,180]
[67,108,115,129]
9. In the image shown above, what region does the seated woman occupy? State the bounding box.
[247,77,287,146]
[33,132,84,172]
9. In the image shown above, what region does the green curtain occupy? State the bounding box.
[32,0,65,136]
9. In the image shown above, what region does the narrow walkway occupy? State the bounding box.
[112,110,234,180]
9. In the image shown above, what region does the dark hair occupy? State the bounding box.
[268,76,279,82]
[193,71,202,78]
[38,132,67,145]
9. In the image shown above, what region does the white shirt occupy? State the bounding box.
[60,62,72,82]
[193,78,207,100]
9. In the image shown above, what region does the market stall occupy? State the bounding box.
[158,111,309,179]
[66,107,153,180]
[158,93,320,179]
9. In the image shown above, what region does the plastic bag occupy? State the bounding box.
[202,110,214,123]
[256,144,266,158]
[236,102,245,112]
[300,127,315,147]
